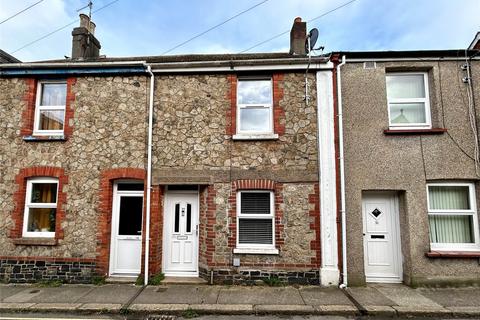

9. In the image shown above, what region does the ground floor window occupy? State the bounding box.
[236,190,275,249]
[23,177,58,237]
[427,182,479,251]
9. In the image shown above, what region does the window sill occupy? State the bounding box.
[383,128,447,135]
[23,135,67,142]
[13,238,57,246]
[233,248,279,255]
[425,251,480,258]
[232,134,279,141]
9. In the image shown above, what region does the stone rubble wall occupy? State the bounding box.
[0,76,148,259]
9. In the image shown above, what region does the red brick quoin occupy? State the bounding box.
[20,78,76,138]
[96,168,145,275]
[227,179,285,251]
[226,73,285,136]
[10,166,68,240]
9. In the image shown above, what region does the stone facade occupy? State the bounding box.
[151,72,322,284]
[340,58,480,286]
[0,75,148,282]
[0,70,323,284]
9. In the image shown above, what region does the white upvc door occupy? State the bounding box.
[163,192,199,276]
[109,184,143,276]
[362,192,403,283]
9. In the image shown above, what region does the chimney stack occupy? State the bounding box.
[71,14,101,60]
[289,17,307,55]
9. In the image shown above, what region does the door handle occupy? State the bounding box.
[196,224,199,236]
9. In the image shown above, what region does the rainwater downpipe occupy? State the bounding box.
[144,65,154,286]
[336,55,348,288]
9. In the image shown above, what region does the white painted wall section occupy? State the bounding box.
[316,70,340,286]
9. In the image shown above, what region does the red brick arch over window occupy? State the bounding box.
[227,179,285,252]
[96,168,146,275]
[10,166,68,240]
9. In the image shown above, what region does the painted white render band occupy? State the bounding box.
[316,70,339,286]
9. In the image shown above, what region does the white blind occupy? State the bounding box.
[386,75,425,99]
[240,192,271,214]
[238,219,273,245]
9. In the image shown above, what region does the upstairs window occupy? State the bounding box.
[237,78,273,135]
[23,178,58,238]
[34,81,67,136]
[236,191,275,249]
[427,182,479,251]
[386,73,431,129]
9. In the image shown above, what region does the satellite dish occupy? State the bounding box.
[305,28,319,53]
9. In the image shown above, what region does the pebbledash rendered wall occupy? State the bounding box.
[341,59,480,286]
[152,72,322,284]
[0,75,148,283]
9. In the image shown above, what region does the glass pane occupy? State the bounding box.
[429,215,474,243]
[117,183,144,191]
[27,208,56,232]
[238,79,272,104]
[38,110,65,130]
[40,83,67,106]
[174,203,180,233]
[239,107,270,132]
[186,203,191,233]
[389,103,426,124]
[31,183,57,203]
[239,218,273,245]
[118,196,143,235]
[386,75,425,99]
[429,186,470,210]
[241,192,271,214]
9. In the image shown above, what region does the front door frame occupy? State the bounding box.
[108,180,144,277]
[362,191,403,283]
[162,189,200,277]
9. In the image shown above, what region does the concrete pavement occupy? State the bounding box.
[1,283,479,318]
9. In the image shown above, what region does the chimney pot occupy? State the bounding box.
[290,17,307,55]
[71,14,101,60]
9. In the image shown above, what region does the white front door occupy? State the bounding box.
[109,183,143,276]
[163,192,199,276]
[362,192,402,283]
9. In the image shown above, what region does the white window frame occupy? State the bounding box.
[386,72,432,130]
[236,77,274,136]
[33,80,67,136]
[426,182,480,251]
[234,190,278,254]
[22,177,58,238]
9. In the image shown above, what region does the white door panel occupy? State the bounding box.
[362,193,402,283]
[109,185,143,276]
[163,192,199,276]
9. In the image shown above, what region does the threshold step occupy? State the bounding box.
[106,276,137,284]
[162,276,208,285]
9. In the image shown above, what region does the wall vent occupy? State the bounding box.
[363,61,376,69]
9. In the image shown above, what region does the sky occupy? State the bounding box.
[0,0,479,62]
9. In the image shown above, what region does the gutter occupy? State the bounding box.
[144,64,154,285]
[336,55,348,288]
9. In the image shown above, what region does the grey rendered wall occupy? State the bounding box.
[341,60,480,286]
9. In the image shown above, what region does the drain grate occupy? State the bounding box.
[146,315,176,320]
[29,289,40,294]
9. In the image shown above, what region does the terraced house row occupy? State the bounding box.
[1,15,479,287]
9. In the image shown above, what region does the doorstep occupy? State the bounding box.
[105,276,137,284]
[161,276,208,285]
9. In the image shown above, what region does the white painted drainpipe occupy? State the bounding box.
[144,65,155,285]
[337,55,348,288]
